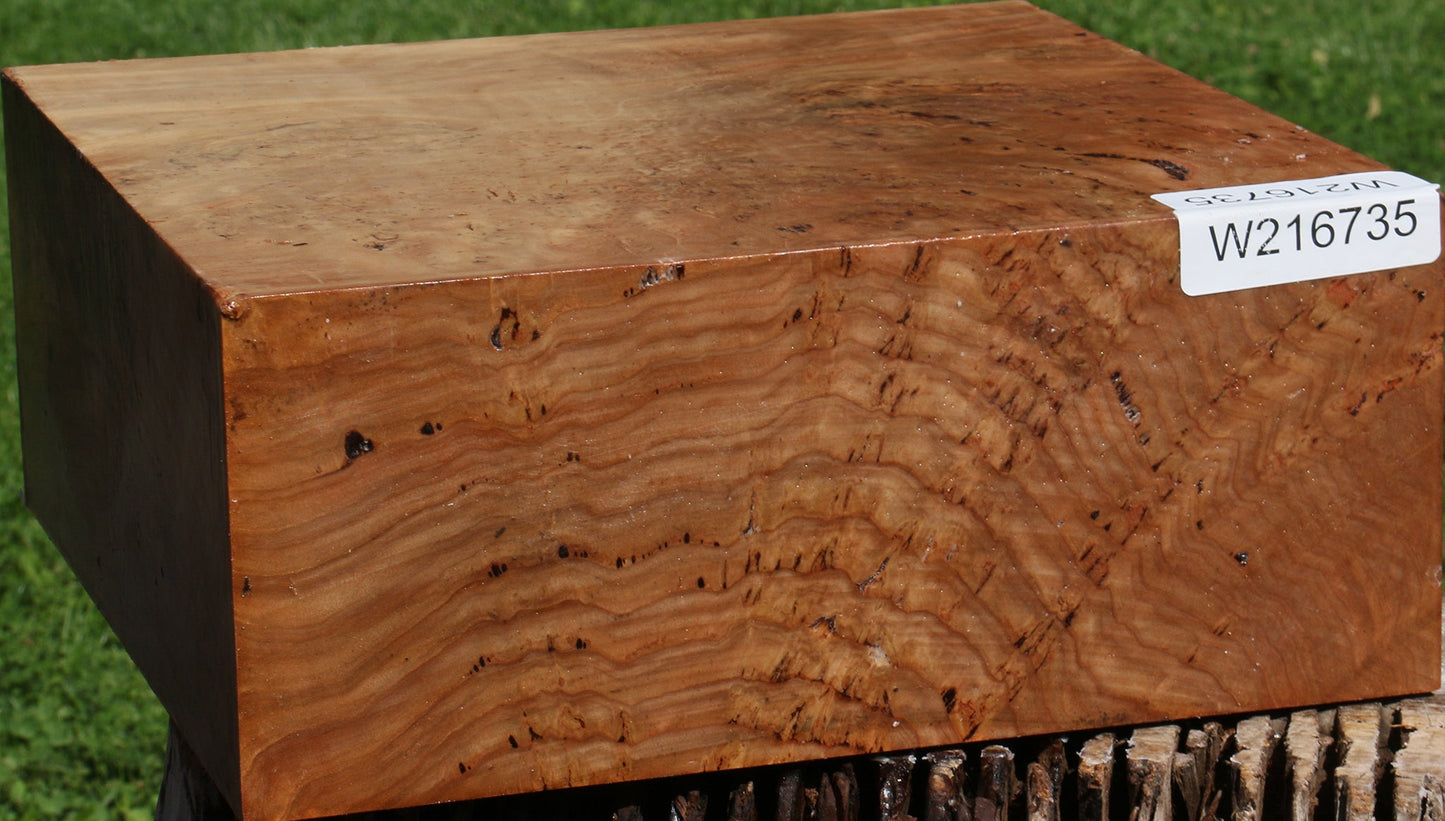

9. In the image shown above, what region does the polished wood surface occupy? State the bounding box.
[4,2,1373,300]
[6,3,1442,819]
[154,611,1445,820]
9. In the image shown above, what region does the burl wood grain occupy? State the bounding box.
[221,227,1441,818]
[5,3,1441,819]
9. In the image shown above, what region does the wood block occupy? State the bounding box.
[1125,725,1179,821]
[875,755,917,821]
[1174,722,1225,821]
[1335,704,1390,821]
[923,752,967,821]
[1229,715,1286,821]
[1284,709,1334,821]
[973,746,1016,821]
[1393,698,1445,821]
[1076,734,1116,821]
[727,781,758,821]
[5,2,1441,819]
[1024,740,1065,821]
[1392,608,1445,821]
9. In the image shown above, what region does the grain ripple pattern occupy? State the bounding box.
[223,226,1441,817]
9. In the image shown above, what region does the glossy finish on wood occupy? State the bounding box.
[6,3,1442,819]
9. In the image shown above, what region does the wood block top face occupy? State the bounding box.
[3,1,1374,303]
[6,3,1443,820]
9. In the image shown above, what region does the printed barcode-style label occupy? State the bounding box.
[1151,171,1441,297]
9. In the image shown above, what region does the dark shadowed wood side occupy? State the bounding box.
[4,80,239,807]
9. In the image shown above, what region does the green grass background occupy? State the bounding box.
[0,0,1441,817]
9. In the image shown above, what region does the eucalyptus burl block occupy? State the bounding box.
[5,2,1441,819]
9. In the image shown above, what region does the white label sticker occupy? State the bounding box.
[1151,171,1441,296]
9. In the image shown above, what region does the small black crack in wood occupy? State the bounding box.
[343,430,373,459]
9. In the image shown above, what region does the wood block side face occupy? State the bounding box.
[223,226,1442,819]
[3,77,240,808]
